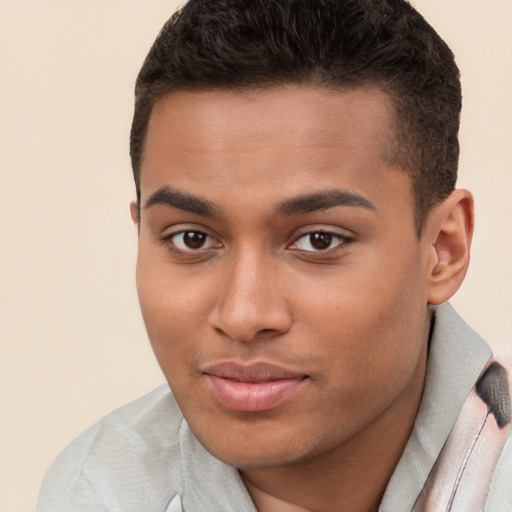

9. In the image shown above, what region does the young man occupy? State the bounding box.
[38,1,511,511]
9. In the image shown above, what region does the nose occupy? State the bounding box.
[208,250,292,343]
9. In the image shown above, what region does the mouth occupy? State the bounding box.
[202,361,308,412]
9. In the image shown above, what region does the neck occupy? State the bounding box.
[241,345,427,512]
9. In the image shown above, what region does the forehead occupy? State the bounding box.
[145,85,395,158]
[140,85,410,220]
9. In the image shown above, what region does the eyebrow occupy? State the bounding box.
[276,189,376,216]
[144,186,376,219]
[144,186,220,217]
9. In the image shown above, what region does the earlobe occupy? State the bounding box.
[130,201,140,226]
[426,189,474,305]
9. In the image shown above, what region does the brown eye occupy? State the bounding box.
[309,233,333,250]
[170,231,217,252]
[183,231,207,249]
[291,231,350,253]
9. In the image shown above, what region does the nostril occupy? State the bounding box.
[257,328,277,335]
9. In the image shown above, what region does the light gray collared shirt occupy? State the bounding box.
[37,303,511,511]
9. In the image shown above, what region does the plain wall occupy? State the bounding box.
[1,1,511,510]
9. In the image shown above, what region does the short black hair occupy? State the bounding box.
[130,0,461,235]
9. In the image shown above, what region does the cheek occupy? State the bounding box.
[300,249,428,386]
[135,253,209,376]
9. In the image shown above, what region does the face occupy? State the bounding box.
[134,86,433,469]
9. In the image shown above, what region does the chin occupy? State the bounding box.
[192,421,329,470]
[210,446,304,470]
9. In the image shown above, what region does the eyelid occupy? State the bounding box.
[288,228,354,254]
[161,225,223,255]
[159,224,353,258]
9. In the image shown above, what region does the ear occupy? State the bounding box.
[425,189,474,305]
[130,201,140,226]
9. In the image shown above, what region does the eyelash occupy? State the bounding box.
[162,230,220,256]
[162,229,353,258]
[288,231,352,255]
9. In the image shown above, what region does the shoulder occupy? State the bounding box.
[37,384,185,512]
[479,357,512,510]
[486,408,512,509]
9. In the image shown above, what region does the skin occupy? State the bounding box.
[132,85,473,512]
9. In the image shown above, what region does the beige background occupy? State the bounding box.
[1,1,511,510]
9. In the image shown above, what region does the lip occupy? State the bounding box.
[203,361,308,412]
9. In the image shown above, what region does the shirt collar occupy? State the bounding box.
[379,302,492,511]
